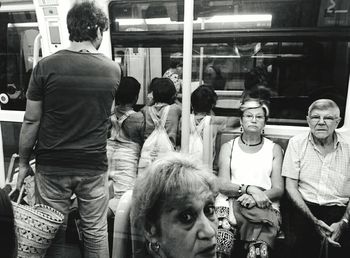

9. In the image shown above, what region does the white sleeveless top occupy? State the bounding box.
[229,137,279,210]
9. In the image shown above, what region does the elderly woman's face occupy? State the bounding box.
[155,190,218,258]
[241,107,266,133]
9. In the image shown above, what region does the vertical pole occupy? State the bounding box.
[181,0,194,153]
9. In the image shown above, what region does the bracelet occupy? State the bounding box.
[245,185,251,194]
[342,218,349,225]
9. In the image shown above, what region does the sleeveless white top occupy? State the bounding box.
[229,137,279,210]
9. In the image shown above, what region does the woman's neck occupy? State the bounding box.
[240,132,263,146]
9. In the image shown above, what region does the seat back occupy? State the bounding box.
[112,190,147,258]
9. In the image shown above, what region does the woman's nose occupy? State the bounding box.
[197,215,217,239]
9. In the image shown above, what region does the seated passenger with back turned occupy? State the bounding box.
[107,76,144,214]
[189,85,239,169]
[217,99,284,258]
[138,78,181,175]
[131,152,218,258]
[283,99,350,258]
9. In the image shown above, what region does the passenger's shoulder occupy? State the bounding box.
[130,111,144,120]
[170,103,182,113]
[289,132,309,142]
[337,132,350,145]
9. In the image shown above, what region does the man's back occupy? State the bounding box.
[27,49,121,173]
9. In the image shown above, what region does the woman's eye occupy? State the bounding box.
[204,205,215,218]
[178,211,195,224]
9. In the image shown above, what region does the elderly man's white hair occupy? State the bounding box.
[307,99,340,117]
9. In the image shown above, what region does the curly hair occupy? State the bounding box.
[67,1,109,42]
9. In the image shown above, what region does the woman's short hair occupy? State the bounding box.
[67,1,109,42]
[151,78,176,104]
[0,188,16,257]
[115,77,140,105]
[131,153,218,234]
[239,98,270,121]
[307,99,340,117]
[191,85,218,114]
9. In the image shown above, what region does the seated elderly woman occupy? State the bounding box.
[217,99,284,258]
[131,153,218,258]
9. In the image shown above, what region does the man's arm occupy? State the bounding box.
[286,177,340,246]
[17,99,42,190]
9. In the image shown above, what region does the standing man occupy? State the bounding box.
[16,2,121,257]
[282,99,350,258]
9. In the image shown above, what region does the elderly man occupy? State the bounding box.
[282,99,350,258]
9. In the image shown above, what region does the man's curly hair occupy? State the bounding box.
[67,1,109,42]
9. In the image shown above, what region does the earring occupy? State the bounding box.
[262,129,265,135]
[240,125,243,132]
[149,241,161,254]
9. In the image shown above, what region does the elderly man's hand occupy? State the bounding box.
[327,220,347,247]
[314,219,336,241]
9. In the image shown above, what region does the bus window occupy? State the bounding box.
[0,10,40,111]
[109,0,350,127]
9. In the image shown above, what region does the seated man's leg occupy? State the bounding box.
[75,173,109,258]
[289,205,321,258]
[315,205,350,258]
[35,171,73,258]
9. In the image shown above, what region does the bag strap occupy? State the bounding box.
[117,110,136,127]
[149,105,170,128]
[160,105,170,127]
[229,138,236,180]
[149,106,161,126]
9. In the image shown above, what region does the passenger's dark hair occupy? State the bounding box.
[191,85,218,114]
[152,78,176,104]
[67,1,109,42]
[169,59,182,69]
[148,77,160,94]
[115,77,140,105]
[0,188,16,258]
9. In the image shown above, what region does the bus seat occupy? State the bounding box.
[112,190,147,258]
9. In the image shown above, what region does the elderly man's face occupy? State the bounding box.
[307,108,341,140]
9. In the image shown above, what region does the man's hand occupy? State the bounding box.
[326,220,347,247]
[16,163,33,190]
[314,219,341,247]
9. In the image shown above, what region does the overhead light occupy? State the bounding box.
[115,14,272,26]
[116,18,183,26]
[203,14,272,23]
